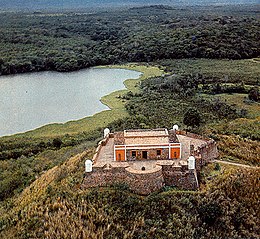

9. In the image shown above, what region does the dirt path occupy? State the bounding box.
[214,160,259,169]
[251,59,260,63]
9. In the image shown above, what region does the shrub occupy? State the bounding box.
[248,87,259,102]
[214,163,221,171]
[198,202,222,225]
[52,138,62,148]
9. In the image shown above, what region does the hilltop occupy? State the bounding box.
[0,146,259,238]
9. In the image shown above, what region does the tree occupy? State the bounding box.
[183,107,202,128]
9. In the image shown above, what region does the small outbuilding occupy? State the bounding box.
[114,128,181,161]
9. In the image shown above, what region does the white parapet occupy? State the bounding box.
[188,156,195,170]
[85,159,93,173]
[104,128,110,138]
[172,125,179,131]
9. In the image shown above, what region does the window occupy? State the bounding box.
[132,151,137,157]
[157,149,162,156]
[142,151,148,159]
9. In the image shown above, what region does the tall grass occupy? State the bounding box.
[159,59,260,85]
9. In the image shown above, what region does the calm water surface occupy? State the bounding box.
[0,68,141,136]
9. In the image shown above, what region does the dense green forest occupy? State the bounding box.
[0,5,259,75]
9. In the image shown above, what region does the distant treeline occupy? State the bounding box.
[0,5,259,75]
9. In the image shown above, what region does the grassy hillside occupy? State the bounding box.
[0,150,259,238]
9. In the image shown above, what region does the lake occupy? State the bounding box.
[0,68,141,136]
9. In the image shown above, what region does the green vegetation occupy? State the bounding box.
[0,139,97,201]
[159,58,260,85]
[124,74,244,129]
[203,93,260,118]
[248,87,260,102]
[0,5,259,239]
[1,58,259,237]
[0,5,259,75]
[0,152,259,239]
[183,107,202,129]
[217,135,260,165]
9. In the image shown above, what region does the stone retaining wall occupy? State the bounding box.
[82,163,199,194]
[194,139,219,170]
[176,130,218,170]
[125,166,164,194]
[82,165,165,195]
[161,165,198,190]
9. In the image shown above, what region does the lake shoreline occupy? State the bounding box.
[1,64,164,139]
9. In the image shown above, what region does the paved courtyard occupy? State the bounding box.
[176,135,206,161]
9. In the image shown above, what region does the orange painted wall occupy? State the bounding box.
[170,148,181,159]
[115,149,125,161]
